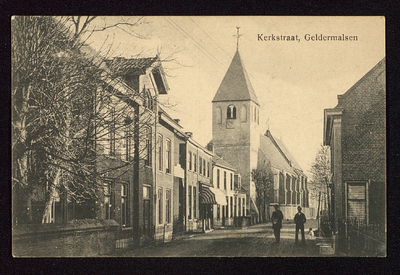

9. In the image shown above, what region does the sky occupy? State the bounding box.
[86,16,385,178]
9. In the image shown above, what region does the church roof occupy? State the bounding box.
[212,50,259,105]
[259,130,305,176]
[259,134,295,174]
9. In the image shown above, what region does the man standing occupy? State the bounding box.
[271,204,283,243]
[294,206,306,245]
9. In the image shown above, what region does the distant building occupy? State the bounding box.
[210,153,246,228]
[210,49,309,222]
[323,58,386,254]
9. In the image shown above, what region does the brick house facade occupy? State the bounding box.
[324,57,386,254]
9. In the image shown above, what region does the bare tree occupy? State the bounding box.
[12,16,167,225]
[252,168,274,223]
[309,144,332,234]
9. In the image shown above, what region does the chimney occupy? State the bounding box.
[185,132,193,138]
[337,94,343,104]
[207,142,214,153]
[174,119,180,124]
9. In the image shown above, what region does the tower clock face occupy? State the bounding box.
[226,119,234,129]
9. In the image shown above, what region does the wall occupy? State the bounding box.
[13,220,119,257]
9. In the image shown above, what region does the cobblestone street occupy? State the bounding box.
[116,219,323,257]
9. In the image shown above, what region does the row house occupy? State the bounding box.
[97,54,170,246]
[210,153,246,228]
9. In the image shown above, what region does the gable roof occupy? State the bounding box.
[105,57,158,75]
[212,50,259,105]
[213,154,236,171]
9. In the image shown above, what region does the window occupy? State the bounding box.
[143,89,153,110]
[217,169,220,188]
[145,127,152,166]
[203,159,206,176]
[216,107,222,124]
[109,108,116,156]
[230,173,233,190]
[166,189,171,224]
[242,198,245,216]
[124,127,131,161]
[227,105,236,119]
[188,151,192,171]
[239,197,241,217]
[217,205,220,220]
[193,186,197,219]
[346,182,368,223]
[193,154,197,172]
[143,186,150,199]
[224,171,227,190]
[254,106,257,122]
[226,196,229,217]
[166,139,171,174]
[188,186,192,219]
[199,156,203,175]
[230,196,233,218]
[207,161,210,177]
[121,184,128,226]
[158,188,163,224]
[158,134,163,171]
[104,181,113,219]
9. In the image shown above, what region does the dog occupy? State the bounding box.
[308,228,314,239]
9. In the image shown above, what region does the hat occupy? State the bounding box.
[273,204,279,208]
[297,206,302,210]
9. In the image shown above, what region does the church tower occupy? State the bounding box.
[211,47,261,211]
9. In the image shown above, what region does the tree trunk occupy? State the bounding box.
[42,168,61,223]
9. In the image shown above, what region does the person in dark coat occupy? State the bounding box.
[271,204,283,243]
[294,205,306,244]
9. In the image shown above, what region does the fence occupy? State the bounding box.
[347,218,386,256]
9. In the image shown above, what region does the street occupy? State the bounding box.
[116,219,323,257]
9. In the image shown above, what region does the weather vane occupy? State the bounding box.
[234,26,242,50]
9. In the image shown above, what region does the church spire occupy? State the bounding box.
[212,50,259,105]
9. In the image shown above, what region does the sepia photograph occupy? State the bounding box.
[11,16,386,257]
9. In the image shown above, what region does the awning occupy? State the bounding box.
[200,187,227,206]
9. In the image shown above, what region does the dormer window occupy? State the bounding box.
[227,105,236,119]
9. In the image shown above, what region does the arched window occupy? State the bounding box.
[240,105,247,122]
[227,105,236,119]
[143,89,153,110]
[216,107,222,124]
